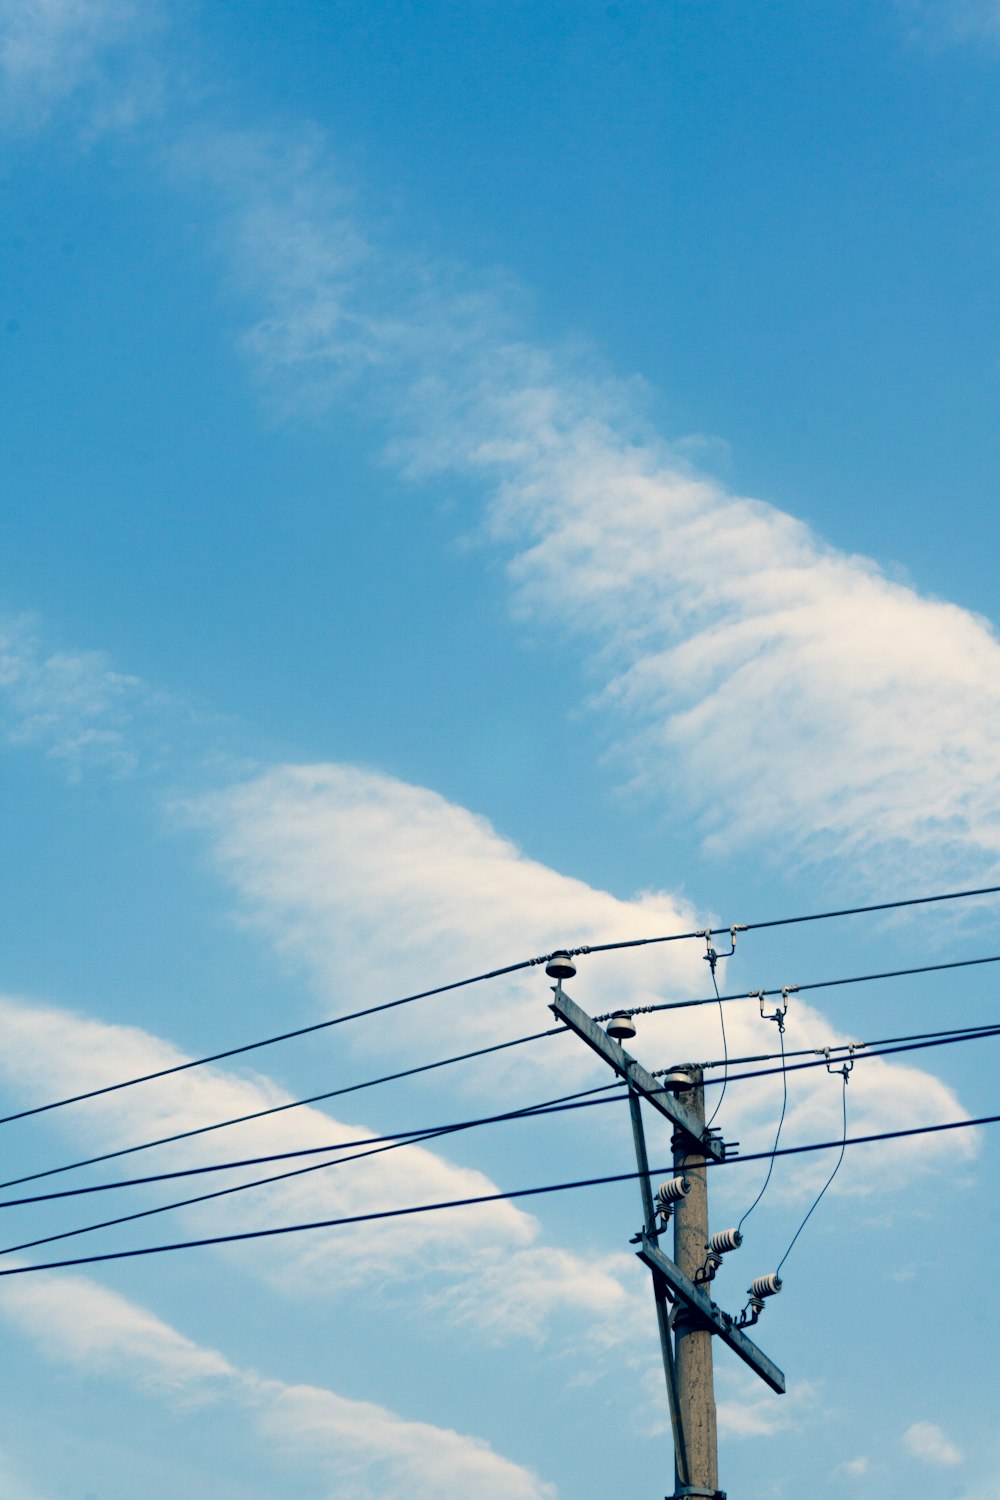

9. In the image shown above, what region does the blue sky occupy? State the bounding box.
[2,2,1000,1496]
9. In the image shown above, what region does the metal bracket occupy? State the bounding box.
[637,1236,786,1393]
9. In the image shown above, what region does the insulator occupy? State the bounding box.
[606,1012,636,1041]
[750,1273,782,1301]
[660,1068,693,1092]
[545,951,577,981]
[656,1176,691,1212]
[709,1227,742,1255]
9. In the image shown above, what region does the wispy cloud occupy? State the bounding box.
[0,0,163,134]
[192,129,1000,894]
[0,614,143,776]
[897,0,1000,46]
[0,1270,556,1500]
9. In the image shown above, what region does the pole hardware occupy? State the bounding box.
[757,985,795,1030]
[544,951,578,981]
[545,975,785,1497]
[607,1011,637,1040]
[822,1044,857,1081]
[696,1227,743,1285]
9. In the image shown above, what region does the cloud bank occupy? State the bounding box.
[0,1270,555,1500]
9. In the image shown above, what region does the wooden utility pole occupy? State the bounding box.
[671,1069,719,1498]
[546,959,784,1500]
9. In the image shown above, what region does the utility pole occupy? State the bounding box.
[544,954,784,1500]
[671,1069,718,1497]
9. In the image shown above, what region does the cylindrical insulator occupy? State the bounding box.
[709,1227,743,1255]
[545,951,577,981]
[750,1273,782,1301]
[606,1012,637,1041]
[656,1176,691,1211]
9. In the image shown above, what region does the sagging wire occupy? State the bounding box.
[737,987,793,1233]
[703,926,744,1129]
[776,1055,852,1274]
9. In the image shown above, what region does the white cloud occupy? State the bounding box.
[0,1270,555,1500]
[190,761,977,1205]
[0,615,142,776]
[0,0,160,133]
[0,1271,235,1394]
[903,1420,963,1466]
[897,1,1000,45]
[200,129,1000,893]
[0,988,647,1352]
[715,1370,820,1440]
[260,1382,555,1500]
[834,1455,869,1477]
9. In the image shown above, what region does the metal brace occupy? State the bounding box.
[822,1044,858,1082]
[755,984,796,1032]
[701,925,746,977]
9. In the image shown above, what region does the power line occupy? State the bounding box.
[597,951,1000,1021]
[0,959,558,1130]
[0,1026,565,1194]
[8,1018,999,1209]
[586,882,1000,958]
[0,1105,996,1280]
[0,1084,624,1259]
[698,1019,1000,1071]
[0,1082,627,1210]
[5,883,997,1133]
[698,1022,1000,1090]
[10,1017,999,1212]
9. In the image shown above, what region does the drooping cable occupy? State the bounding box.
[9,1017,999,1211]
[776,1068,849,1273]
[595,951,1000,1022]
[699,1021,1000,1089]
[704,958,728,1130]
[0,960,559,1129]
[585,882,1000,958]
[698,1019,1000,1071]
[737,1021,788,1233]
[0,1082,625,1259]
[6,882,998,1133]
[3,1105,1000,1279]
[0,1026,565,1195]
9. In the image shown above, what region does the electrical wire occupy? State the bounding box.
[0,1082,628,1210]
[595,951,1000,1021]
[0,1083,625,1258]
[0,1026,565,1195]
[3,1105,1000,1279]
[776,1068,849,1273]
[704,961,728,1130]
[0,959,559,1129]
[737,1023,788,1232]
[10,1018,1000,1212]
[8,1018,999,1210]
[698,1019,1000,1071]
[6,882,998,1133]
[586,881,1000,957]
[699,1022,1000,1089]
